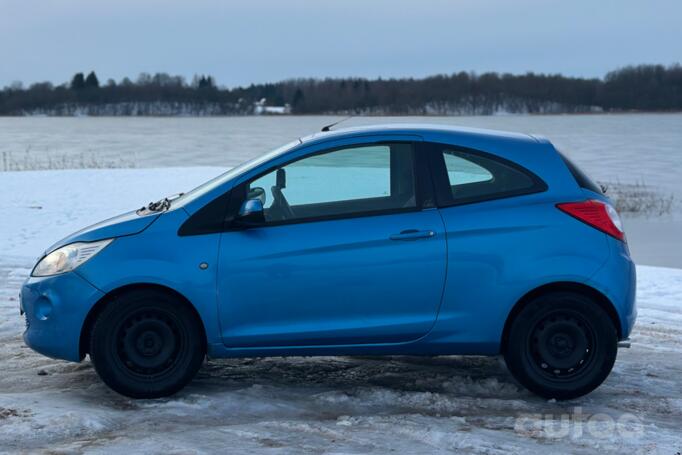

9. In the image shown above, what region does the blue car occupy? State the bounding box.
[20,124,636,399]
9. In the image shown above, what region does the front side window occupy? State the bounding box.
[243,142,416,223]
[438,147,545,205]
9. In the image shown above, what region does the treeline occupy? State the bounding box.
[1,64,681,116]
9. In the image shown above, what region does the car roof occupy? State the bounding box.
[299,123,540,146]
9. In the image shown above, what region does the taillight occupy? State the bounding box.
[556,200,625,241]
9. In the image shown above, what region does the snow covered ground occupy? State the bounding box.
[1,168,681,454]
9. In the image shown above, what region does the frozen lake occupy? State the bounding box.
[1,114,681,266]
[1,115,681,190]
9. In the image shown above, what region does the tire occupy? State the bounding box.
[503,292,618,400]
[89,289,205,399]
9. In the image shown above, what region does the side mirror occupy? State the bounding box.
[247,186,266,205]
[235,198,265,226]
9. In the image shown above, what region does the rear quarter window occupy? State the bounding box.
[434,146,547,206]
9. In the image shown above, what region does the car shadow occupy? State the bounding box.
[190,354,522,397]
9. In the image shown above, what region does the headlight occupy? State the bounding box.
[32,239,113,277]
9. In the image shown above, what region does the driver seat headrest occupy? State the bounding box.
[275,168,286,189]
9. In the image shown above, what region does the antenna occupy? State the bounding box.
[321,116,353,132]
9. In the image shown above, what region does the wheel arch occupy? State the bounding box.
[500,281,622,354]
[79,282,208,359]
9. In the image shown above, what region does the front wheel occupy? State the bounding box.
[89,289,205,399]
[503,292,618,400]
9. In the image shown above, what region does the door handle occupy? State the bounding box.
[389,229,435,241]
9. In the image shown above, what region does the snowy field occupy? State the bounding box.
[1,168,681,454]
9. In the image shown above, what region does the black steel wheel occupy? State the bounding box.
[89,289,205,399]
[504,292,618,400]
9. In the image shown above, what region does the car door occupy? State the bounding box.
[217,138,447,348]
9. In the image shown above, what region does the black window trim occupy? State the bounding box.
[556,150,603,195]
[426,142,548,208]
[177,188,233,236]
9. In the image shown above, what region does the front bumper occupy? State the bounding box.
[21,271,104,362]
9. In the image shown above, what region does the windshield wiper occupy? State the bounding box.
[140,193,184,213]
[146,198,171,212]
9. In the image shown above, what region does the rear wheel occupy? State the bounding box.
[503,292,618,400]
[89,289,205,399]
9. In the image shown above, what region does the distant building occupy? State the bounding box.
[253,98,291,115]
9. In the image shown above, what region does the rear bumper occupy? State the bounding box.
[21,271,104,362]
[588,237,637,340]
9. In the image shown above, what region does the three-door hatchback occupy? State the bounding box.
[21,124,636,399]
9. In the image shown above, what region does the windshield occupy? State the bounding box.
[171,139,301,209]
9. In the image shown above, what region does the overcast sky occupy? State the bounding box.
[1,0,680,88]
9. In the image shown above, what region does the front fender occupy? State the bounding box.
[76,210,222,345]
